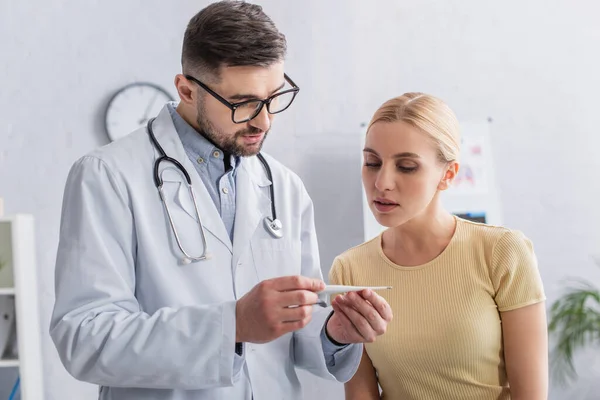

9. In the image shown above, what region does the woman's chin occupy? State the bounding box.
[372,211,409,229]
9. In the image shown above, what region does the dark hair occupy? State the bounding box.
[182,1,287,80]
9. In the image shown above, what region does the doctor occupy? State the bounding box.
[50,2,392,400]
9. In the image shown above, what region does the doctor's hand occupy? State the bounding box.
[235,276,325,344]
[326,289,393,344]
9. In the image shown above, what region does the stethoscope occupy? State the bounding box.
[146,117,283,264]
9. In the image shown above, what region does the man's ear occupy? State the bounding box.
[174,74,196,104]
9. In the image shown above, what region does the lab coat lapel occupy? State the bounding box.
[151,104,233,253]
[232,157,271,268]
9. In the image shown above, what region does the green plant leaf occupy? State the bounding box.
[548,280,600,386]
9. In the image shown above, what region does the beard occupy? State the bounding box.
[196,104,268,157]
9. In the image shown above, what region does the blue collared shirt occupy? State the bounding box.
[168,104,348,366]
[168,104,238,241]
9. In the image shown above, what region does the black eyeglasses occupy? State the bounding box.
[185,73,300,124]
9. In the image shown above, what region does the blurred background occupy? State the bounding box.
[1,0,599,398]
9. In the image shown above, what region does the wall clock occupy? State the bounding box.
[104,82,174,142]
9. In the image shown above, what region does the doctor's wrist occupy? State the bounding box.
[324,311,348,347]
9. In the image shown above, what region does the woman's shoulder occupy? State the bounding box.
[329,235,382,284]
[335,234,382,265]
[456,217,529,246]
[455,217,535,268]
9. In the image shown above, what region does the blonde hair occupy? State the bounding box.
[367,93,461,163]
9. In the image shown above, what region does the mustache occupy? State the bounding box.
[235,126,265,136]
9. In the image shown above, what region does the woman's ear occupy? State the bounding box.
[438,161,459,190]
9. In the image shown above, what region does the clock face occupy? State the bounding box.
[104,82,174,142]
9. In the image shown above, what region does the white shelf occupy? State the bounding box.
[0,358,19,368]
[0,287,15,295]
[0,214,44,399]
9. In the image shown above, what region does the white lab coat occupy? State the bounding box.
[50,105,362,400]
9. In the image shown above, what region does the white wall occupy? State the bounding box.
[1,0,599,399]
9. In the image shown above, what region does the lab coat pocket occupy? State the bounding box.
[250,238,301,281]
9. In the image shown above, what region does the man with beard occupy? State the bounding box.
[50,2,393,400]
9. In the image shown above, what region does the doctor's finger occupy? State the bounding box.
[279,290,319,307]
[343,290,387,328]
[270,275,325,293]
[359,289,393,322]
[331,302,362,338]
[281,305,314,323]
[336,298,379,342]
[280,316,313,336]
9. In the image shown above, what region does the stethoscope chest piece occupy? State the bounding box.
[264,217,283,239]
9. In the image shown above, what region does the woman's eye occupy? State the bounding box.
[397,165,418,173]
[364,162,381,168]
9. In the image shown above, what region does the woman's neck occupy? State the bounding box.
[382,203,456,267]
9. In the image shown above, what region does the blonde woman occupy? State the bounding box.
[328,93,548,400]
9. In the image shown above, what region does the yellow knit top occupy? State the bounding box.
[329,217,545,400]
